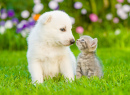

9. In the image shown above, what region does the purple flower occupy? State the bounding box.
[12,18,19,24]
[74,2,82,9]
[0,21,5,26]
[29,20,35,27]
[0,12,7,19]
[21,21,29,29]
[0,9,6,14]
[113,17,119,23]
[89,14,98,22]
[8,9,15,17]
[16,20,28,33]
[28,18,36,27]
[16,28,23,33]
[22,24,28,29]
[54,6,59,10]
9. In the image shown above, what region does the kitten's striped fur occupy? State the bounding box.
[76,36,103,78]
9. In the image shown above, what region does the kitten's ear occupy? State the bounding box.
[91,38,98,48]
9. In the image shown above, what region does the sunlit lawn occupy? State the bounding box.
[0,48,129,95]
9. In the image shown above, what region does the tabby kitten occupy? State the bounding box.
[76,36,103,78]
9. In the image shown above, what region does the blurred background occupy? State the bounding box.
[0,0,130,50]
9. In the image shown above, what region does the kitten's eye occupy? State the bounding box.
[81,39,84,41]
[60,28,66,32]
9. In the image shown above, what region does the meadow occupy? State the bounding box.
[0,0,130,95]
[0,48,129,95]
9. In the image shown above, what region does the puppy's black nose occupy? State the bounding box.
[70,39,75,44]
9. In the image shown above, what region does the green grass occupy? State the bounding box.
[0,48,130,95]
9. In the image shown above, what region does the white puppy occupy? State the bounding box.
[27,10,76,83]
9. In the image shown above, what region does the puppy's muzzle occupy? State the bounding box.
[70,39,75,44]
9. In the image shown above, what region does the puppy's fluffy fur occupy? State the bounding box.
[27,11,76,83]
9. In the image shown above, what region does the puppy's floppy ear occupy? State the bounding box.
[43,15,52,24]
[39,15,52,24]
[91,38,98,48]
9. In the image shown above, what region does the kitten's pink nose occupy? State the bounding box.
[77,39,79,41]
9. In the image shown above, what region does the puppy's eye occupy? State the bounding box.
[60,28,66,32]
